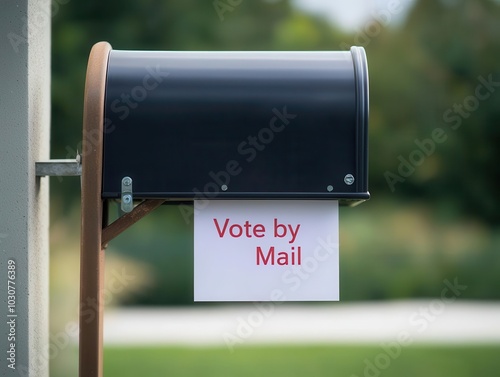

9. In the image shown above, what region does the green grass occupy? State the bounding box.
[103,345,500,377]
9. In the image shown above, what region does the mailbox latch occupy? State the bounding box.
[121,176,133,213]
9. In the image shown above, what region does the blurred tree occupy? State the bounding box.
[371,0,500,224]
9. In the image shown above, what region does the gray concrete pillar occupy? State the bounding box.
[0,0,51,376]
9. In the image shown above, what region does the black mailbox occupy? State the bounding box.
[99,46,369,205]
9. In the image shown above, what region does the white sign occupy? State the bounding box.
[194,200,339,301]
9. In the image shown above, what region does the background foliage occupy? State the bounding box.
[50,0,500,306]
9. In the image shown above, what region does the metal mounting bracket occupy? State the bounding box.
[35,157,82,176]
[121,176,133,213]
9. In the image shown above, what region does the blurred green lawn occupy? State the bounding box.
[101,345,500,377]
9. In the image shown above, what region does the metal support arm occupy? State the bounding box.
[35,158,82,176]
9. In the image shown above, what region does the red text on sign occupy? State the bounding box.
[213,218,265,238]
[256,246,302,266]
[273,219,300,243]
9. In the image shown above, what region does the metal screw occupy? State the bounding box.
[122,177,132,186]
[344,174,355,185]
[327,185,334,192]
[221,184,228,192]
[122,194,132,204]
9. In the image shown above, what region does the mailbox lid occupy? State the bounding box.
[102,48,369,204]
